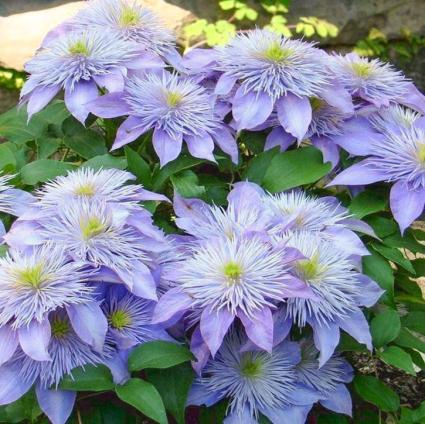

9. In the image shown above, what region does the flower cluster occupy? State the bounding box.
[11,0,425,422]
[0,168,171,423]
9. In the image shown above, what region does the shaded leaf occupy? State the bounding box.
[59,364,114,391]
[20,159,76,185]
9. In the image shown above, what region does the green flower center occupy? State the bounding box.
[119,6,140,27]
[109,310,131,330]
[166,91,183,107]
[352,62,372,78]
[69,40,89,56]
[80,216,106,240]
[18,263,45,288]
[74,183,96,197]
[223,261,243,283]
[310,97,325,111]
[263,43,292,62]
[418,144,425,165]
[240,354,263,379]
[296,254,321,281]
[51,318,70,339]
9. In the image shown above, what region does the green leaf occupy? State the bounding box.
[379,346,416,375]
[353,375,400,412]
[82,154,127,170]
[337,333,368,352]
[262,147,331,192]
[124,146,152,187]
[35,100,70,127]
[244,147,279,184]
[383,232,425,254]
[370,309,401,348]
[395,328,425,353]
[362,250,394,299]
[0,143,17,171]
[349,190,387,218]
[365,216,398,238]
[0,390,42,423]
[317,414,350,424]
[146,363,195,424]
[401,312,425,335]
[62,117,107,159]
[36,137,61,159]
[171,170,206,198]
[20,159,77,185]
[128,341,194,371]
[412,258,425,277]
[115,378,167,424]
[59,364,114,391]
[372,243,415,274]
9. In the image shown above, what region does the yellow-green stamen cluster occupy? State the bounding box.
[296,254,321,282]
[418,144,425,165]
[166,91,183,108]
[80,216,106,240]
[109,309,131,330]
[223,261,243,285]
[119,6,140,27]
[17,264,45,289]
[240,354,263,378]
[263,43,292,63]
[74,183,96,197]
[69,40,90,56]
[351,62,372,78]
[51,317,70,338]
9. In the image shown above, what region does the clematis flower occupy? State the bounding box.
[0,174,34,238]
[102,285,172,350]
[70,0,182,68]
[0,311,110,424]
[296,338,354,416]
[20,29,145,122]
[332,52,425,113]
[153,230,314,358]
[36,168,167,211]
[277,231,383,365]
[329,126,425,233]
[213,29,355,142]
[88,72,238,165]
[187,331,316,424]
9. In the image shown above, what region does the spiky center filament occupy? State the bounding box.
[109,309,132,329]
[51,318,70,338]
[74,183,96,197]
[240,354,263,379]
[417,144,425,165]
[351,62,372,78]
[17,263,45,288]
[69,40,89,56]
[296,254,321,282]
[310,97,325,111]
[166,91,183,107]
[80,216,106,240]
[223,261,243,285]
[263,43,292,63]
[119,6,140,27]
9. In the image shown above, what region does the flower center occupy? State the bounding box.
[109,309,131,330]
[223,261,243,284]
[166,91,183,107]
[310,97,325,112]
[417,143,425,165]
[18,263,45,288]
[51,318,70,339]
[351,62,372,78]
[119,6,140,27]
[80,216,106,240]
[69,40,89,56]
[240,354,263,379]
[263,43,292,63]
[74,183,96,197]
[296,254,321,281]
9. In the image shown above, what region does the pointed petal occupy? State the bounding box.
[64,80,98,124]
[232,87,273,130]
[103,352,130,385]
[135,188,169,203]
[87,92,130,118]
[399,82,425,114]
[390,181,425,234]
[112,116,149,150]
[27,85,60,120]
[152,287,192,324]
[238,307,273,353]
[36,385,76,424]
[190,326,210,375]
[224,405,257,424]
[93,71,124,93]
[261,405,312,424]
[3,189,35,217]
[276,94,312,141]
[336,309,372,350]
[18,319,51,361]
[200,306,234,356]
[152,128,183,167]
[185,133,216,162]
[117,261,158,300]
[0,363,35,405]
[187,383,223,407]
[310,318,340,367]
[320,82,354,115]
[355,274,384,307]
[67,302,107,352]
[320,383,352,416]
[215,74,237,96]
[328,160,387,186]
[212,126,238,164]
[311,136,340,169]
[265,127,295,151]
[0,324,18,366]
